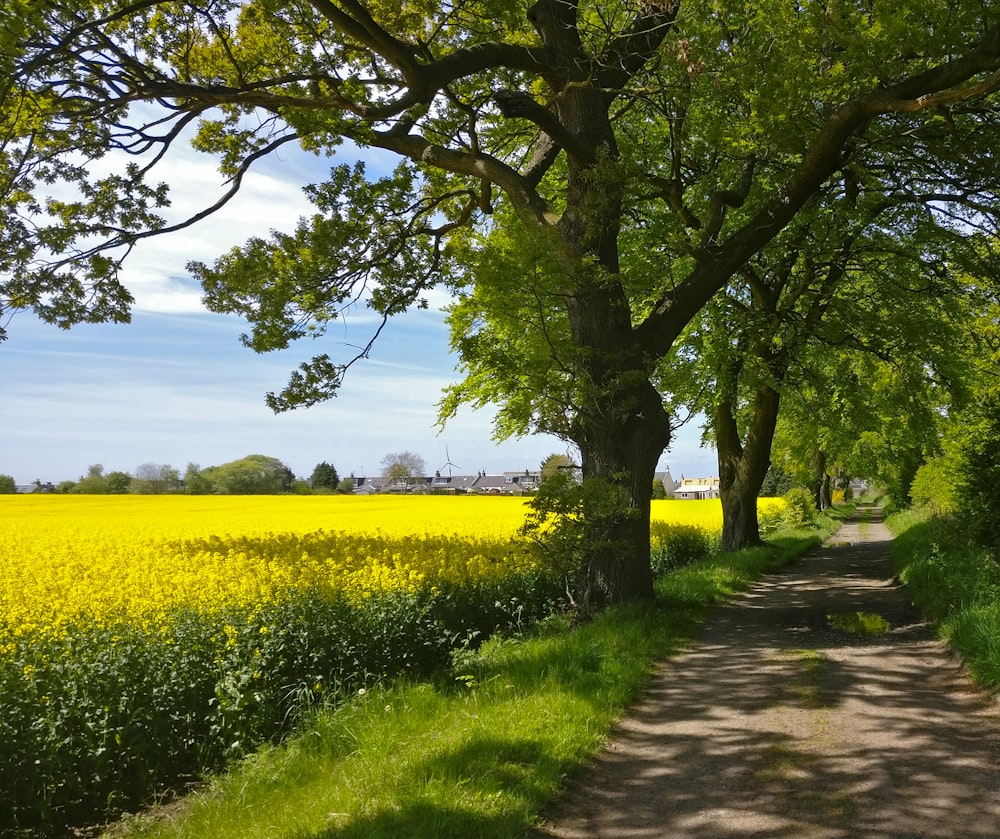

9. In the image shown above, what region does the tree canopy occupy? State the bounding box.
[310,460,340,490]
[201,454,294,494]
[381,450,426,484]
[5,1,1000,606]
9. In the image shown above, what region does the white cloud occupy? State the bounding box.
[120,155,316,314]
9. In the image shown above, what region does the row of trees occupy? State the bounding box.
[2,453,442,495]
[4,2,1000,607]
[0,457,348,495]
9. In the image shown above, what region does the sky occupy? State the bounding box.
[1,129,717,486]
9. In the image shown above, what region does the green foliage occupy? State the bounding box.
[309,460,339,491]
[519,470,637,599]
[184,463,214,495]
[651,478,668,500]
[71,463,108,494]
[105,470,133,494]
[888,509,1000,689]
[337,476,356,494]
[910,453,960,515]
[649,523,717,576]
[955,400,1000,558]
[757,503,785,536]
[759,465,793,497]
[202,454,292,495]
[540,452,575,485]
[439,210,579,442]
[0,474,16,493]
[781,487,817,529]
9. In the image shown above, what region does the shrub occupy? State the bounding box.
[649,523,715,576]
[955,398,1000,559]
[780,487,816,529]
[910,453,960,515]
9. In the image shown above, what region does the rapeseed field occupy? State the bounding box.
[0,493,768,832]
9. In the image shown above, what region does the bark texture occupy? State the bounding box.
[716,386,782,552]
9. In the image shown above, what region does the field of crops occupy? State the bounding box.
[0,494,766,833]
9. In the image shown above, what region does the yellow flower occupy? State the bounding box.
[0,494,754,647]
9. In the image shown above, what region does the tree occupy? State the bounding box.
[337,476,356,494]
[104,470,133,494]
[675,184,997,546]
[540,453,575,484]
[202,455,293,494]
[133,463,181,494]
[310,461,339,491]
[380,451,426,488]
[6,3,1000,607]
[759,466,793,499]
[183,462,214,495]
[0,474,16,494]
[73,463,107,494]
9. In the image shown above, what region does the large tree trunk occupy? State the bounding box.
[573,375,673,609]
[529,1,674,608]
[716,386,781,552]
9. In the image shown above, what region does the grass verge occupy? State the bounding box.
[107,513,845,839]
[887,507,1000,691]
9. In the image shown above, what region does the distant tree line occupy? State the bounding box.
[2,456,353,495]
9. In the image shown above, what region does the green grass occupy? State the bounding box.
[107,515,843,839]
[888,507,1000,690]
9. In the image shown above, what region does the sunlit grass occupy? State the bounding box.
[888,507,1000,689]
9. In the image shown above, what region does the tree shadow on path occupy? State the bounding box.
[533,507,1000,839]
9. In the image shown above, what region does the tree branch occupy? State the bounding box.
[635,24,1000,358]
[493,89,593,162]
[368,127,553,225]
[596,1,681,91]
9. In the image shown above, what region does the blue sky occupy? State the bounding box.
[0,135,716,486]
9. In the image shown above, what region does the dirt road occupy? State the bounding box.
[533,508,1000,838]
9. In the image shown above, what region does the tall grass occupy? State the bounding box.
[108,516,842,839]
[888,507,1000,689]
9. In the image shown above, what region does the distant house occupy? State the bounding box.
[352,476,385,494]
[16,481,54,494]
[502,470,541,493]
[654,468,678,495]
[672,476,721,500]
[429,472,480,493]
[349,468,545,495]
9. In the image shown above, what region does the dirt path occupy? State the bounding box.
[532,507,1000,838]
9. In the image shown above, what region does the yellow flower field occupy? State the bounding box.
[0,493,784,831]
[0,494,780,645]
[0,495,534,644]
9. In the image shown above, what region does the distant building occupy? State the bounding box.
[349,468,542,495]
[654,467,678,495]
[672,476,721,500]
[16,481,55,494]
[352,476,385,494]
[347,466,684,497]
